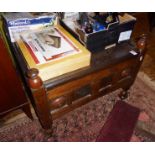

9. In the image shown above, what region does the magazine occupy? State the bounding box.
[20,27,80,64]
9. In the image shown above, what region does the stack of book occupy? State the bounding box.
[17,25,91,81]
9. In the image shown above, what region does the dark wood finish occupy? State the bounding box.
[5,24,147,130]
[119,34,147,99]
[27,68,52,129]
[0,32,33,119]
[148,12,155,32]
[27,68,43,89]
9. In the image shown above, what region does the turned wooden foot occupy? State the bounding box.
[118,90,129,100]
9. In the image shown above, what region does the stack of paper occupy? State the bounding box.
[17,25,91,81]
[20,26,80,64]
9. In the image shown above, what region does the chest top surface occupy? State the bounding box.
[44,41,139,90]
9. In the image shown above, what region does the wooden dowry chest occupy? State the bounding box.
[4,22,147,130]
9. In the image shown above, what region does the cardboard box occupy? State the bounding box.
[60,13,136,52]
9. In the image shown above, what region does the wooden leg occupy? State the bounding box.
[32,88,53,130]
[118,84,131,100]
[22,104,33,120]
[27,68,53,130]
[118,89,129,100]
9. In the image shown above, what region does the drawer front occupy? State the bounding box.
[47,68,112,99]
[47,57,138,114]
[47,68,113,111]
[111,58,138,82]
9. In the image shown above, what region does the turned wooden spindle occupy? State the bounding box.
[119,34,147,100]
[136,34,147,62]
[27,68,53,130]
[27,68,43,89]
[136,34,147,53]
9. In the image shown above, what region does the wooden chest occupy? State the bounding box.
[4,20,147,130]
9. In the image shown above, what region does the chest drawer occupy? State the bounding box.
[111,58,138,82]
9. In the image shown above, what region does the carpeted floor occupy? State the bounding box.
[0,77,155,142]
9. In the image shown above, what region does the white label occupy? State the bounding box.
[118,30,132,42]
[129,50,138,55]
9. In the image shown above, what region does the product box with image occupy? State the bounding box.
[2,12,56,42]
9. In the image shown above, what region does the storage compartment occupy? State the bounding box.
[59,13,136,52]
[73,84,91,101]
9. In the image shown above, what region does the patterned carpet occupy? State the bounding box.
[0,77,155,142]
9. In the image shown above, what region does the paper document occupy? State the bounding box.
[20,27,80,64]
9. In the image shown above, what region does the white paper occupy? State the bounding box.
[129,50,138,55]
[118,30,132,42]
[20,27,80,64]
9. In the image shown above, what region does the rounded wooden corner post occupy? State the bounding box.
[27,68,53,130]
[135,34,147,75]
[137,34,147,57]
[119,34,147,100]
